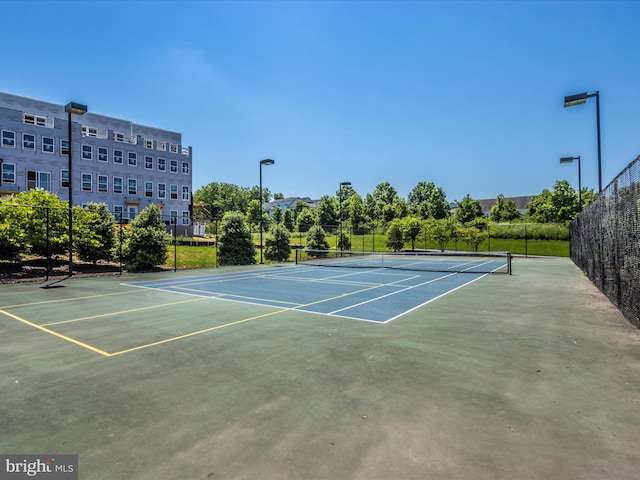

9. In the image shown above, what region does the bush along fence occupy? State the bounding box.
[570,154,640,328]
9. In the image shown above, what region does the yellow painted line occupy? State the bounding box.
[0,308,111,357]
[1,289,142,309]
[41,297,207,327]
[109,309,287,356]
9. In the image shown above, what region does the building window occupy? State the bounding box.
[60,169,69,188]
[82,173,92,191]
[170,210,178,225]
[23,133,36,150]
[145,181,153,198]
[98,175,108,193]
[42,137,55,154]
[114,132,125,143]
[98,147,108,162]
[170,159,178,173]
[82,126,99,137]
[82,144,92,160]
[158,158,166,172]
[181,161,189,175]
[128,178,137,195]
[144,139,153,149]
[113,149,123,164]
[114,205,123,222]
[182,211,190,226]
[169,144,178,153]
[2,163,16,184]
[60,139,69,155]
[2,130,16,148]
[145,156,153,170]
[128,207,137,221]
[27,170,51,191]
[157,141,166,152]
[128,152,137,166]
[170,184,178,200]
[23,113,49,127]
[113,176,123,194]
[182,186,190,201]
[158,183,166,199]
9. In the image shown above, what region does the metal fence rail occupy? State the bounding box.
[570,154,640,328]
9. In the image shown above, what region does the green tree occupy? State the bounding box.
[218,211,256,266]
[369,182,406,223]
[317,195,338,230]
[264,223,292,262]
[283,208,295,231]
[402,216,423,250]
[271,206,283,224]
[346,193,366,233]
[457,226,488,252]
[527,180,579,223]
[296,207,317,233]
[76,203,116,265]
[490,194,521,222]
[0,197,29,261]
[245,199,262,232]
[337,231,351,251]
[122,204,170,271]
[386,219,405,251]
[455,194,484,224]
[426,218,458,251]
[408,181,450,220]
[194,182,254,218]
[16,190,68,257]
[305,225,330,256]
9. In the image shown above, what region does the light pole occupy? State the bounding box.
[339,181,351,252]
[259,159,275,264]
[560,156,582,211]
[64,101,88,275]
[564,91,602,192]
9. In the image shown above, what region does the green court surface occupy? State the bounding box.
[1,258,639,479]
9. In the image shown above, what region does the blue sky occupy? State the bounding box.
[2,0,639,203]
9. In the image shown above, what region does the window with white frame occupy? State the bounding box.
[128,207,137,220]
[128,178,137,195]
[170,210,178,225]
[114,205,123,222]
[113,149,123,164]
[60,169,69,188]
[60,139,69,155]
[98,175,108,193]
[23,113,51,127]
[158,158,166,172]
[170,159,178,173]
[128,152,137,166]
[113,176,123,194]
[42,137,54,154]
[144,156,153,169]
[82,126,99,137]
[2,130,16,148]
[23,133,35,150]
[82,144,92,160]
[182,211,190,226]
[169,144,178,153]
[2,163,16,184]
[27,170,51,191]
[157,141,166,151]
[98,146,108,162]
[144,139,153,149]
[145,181,153,198]
[158,183,166,199]
[82,173,92,191]
[181,161,189,174]
[113,132,125,142]
[170,184,178,199]
[182,186,189,201]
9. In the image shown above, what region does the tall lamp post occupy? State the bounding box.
[560,156,582,211]
[259,158,275,264]
[64,101,88,275]
[564,91,602,192]
[339,181,351,252]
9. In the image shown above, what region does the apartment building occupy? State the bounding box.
[0,92,192,232]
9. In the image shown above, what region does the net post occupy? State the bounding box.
[508,252,512,275]
[295,249,299,265]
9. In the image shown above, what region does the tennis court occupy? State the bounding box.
[2,257,640,480]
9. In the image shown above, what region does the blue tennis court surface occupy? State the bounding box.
[124,264,491,323]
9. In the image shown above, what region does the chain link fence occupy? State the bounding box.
[570,154,640,328]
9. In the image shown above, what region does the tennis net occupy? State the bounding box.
[295,249,512,274]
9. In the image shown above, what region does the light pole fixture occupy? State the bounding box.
[560,156,582,211]
[339,182,351,252]
[64,101,88,276]
[259,158,275,264]
[564,91,602,192]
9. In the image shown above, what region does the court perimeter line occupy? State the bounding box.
[1,289,142,310]
[0,308,111,357]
